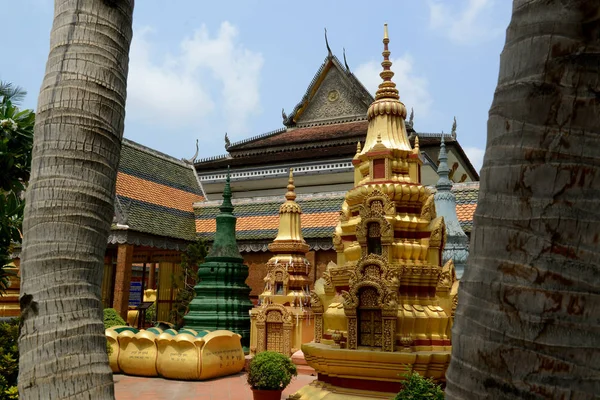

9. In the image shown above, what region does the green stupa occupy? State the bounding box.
[183,168,252,349]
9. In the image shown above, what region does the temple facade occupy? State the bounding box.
[292,25,459,399]
[183,170,253,349]
[249,170,314,356]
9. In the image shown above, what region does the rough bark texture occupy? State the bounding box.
[446,1,600,399]
[18,1,134,399]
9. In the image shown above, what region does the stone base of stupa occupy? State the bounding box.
[292,350,316,375]
[288,343,450,399]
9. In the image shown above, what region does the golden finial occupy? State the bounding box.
[375,24,399,101]
[413,135,420,154]
[356,141,362,153]
[285,168,296,201]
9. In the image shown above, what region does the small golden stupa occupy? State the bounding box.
[249,169,314,356]
[292,24,458,400]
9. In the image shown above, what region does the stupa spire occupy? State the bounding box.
[184,165,253,349]
[362,24,411,154]
[375,24,400,101]
[436,134,452,191]
[434,133,469,278]
[270,169,309,247]
[285,168,296,201]
[220,166,234,213]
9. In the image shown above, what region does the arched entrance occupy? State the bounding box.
[358,287,382,347]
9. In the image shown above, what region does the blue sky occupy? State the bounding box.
[2,0,512,171]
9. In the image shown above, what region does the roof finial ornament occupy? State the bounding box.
[224,132,231,150]
[356,141,362,154]
[324,28,332,58]
[220,165,234,213]
[343,47,350,72]
[285,168,297,201]
[410,108,414,124]
[182,138,199,164]
[413,135,420,155]
[451,116,457,139]
[282,108,288,123]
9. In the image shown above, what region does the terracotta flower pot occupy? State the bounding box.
[251,388,283,400]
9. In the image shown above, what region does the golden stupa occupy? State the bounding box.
[291,24,459,400]
[249,169,314,356]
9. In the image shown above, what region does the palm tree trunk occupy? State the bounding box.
[18,1,134,398]
[446,1,600,399]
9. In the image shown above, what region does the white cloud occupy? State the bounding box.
[127,22,263,136]
[464,146,485,172]
[427,0,503,45]
[355,54,432,118]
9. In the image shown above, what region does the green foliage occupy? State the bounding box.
[0,81,34,296]
[169,239,208,328]
[106,340,113,357]
[394,369,445,400]
[246,351,297,391]
[103,308,126,329]
[145,302,156,325]
[0,318,20,399]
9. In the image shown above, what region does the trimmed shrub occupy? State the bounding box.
[103,308,126,329]
[247,351,297,391]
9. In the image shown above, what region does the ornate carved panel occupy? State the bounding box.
[382,318,396,352]
[314,314,323,343]
[347,317,358,350]
[266,322,284,353]
[296,67,368,125]
[359,287,379,308]
[358,309,382,347]
[420,194,437,222]
[429,217,446,248]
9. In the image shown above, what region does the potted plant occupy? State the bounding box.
[247,351,298,400]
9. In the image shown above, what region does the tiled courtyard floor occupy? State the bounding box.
[114,372,316,400]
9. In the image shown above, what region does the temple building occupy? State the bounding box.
[183,170,253,349]
[434,135,469,278]
[193,34,479,302]
[2,30,478,325]
[249,170,314,356]
[292,25,458,399]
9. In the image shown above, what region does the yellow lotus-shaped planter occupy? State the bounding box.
[107,327,245,381]
[117,328,162,377]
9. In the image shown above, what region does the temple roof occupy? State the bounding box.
[110,139,205,247]
[195,47,479,180]
[194,182,479,248]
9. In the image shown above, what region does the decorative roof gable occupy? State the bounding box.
[285,55,374,128]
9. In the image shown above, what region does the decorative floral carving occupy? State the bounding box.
[314,315,323,343]
[429,216,445,248]
[383,318,395,352]
[359,287,379,308]
[348,317,358,349]
[266,310,283,323]
[296,68,367,125]
[310,290,324,312]
[420,194,437,222]
[332,232,344,252]
[437,259,456,291]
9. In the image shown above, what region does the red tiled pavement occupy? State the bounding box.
[114,372,316,400]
